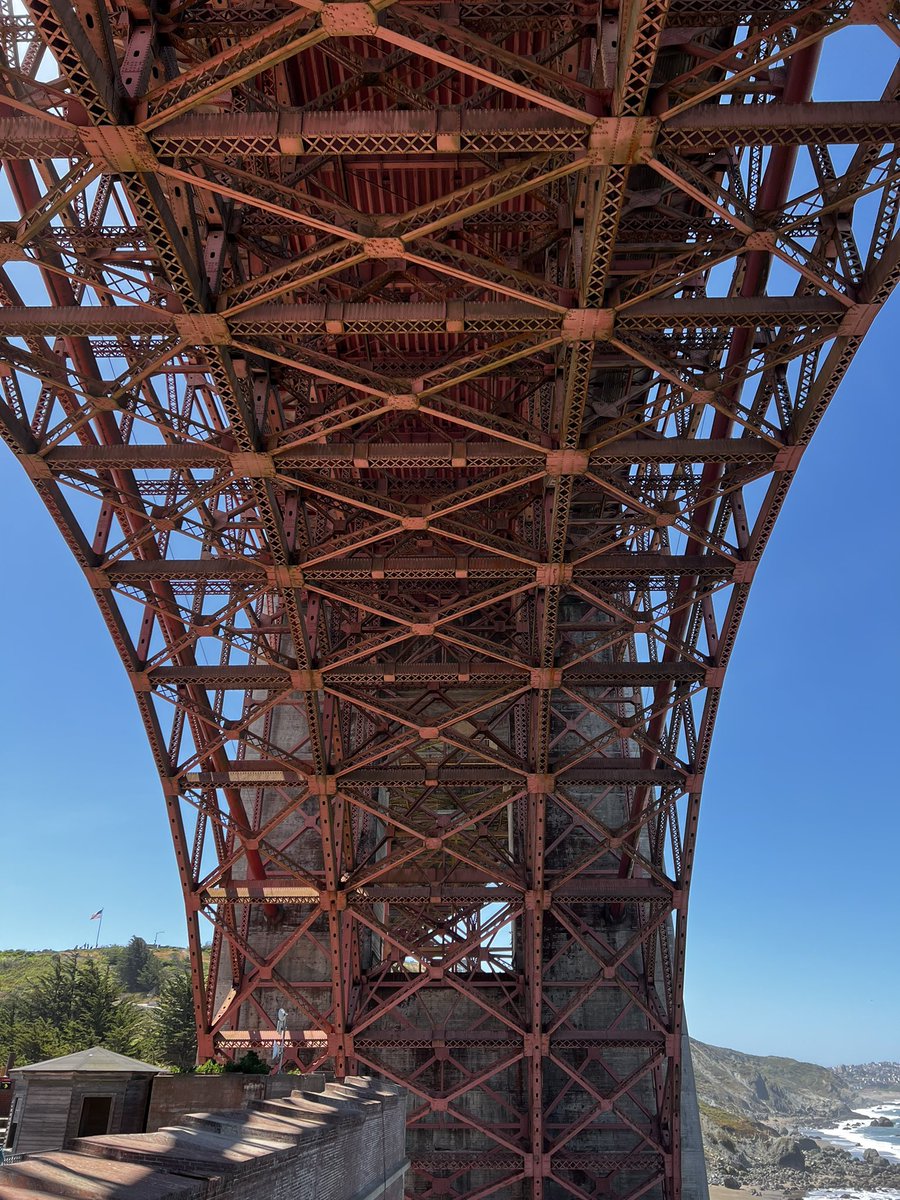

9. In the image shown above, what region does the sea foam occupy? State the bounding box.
[802,1102,900,1166]
[807,1191,900,1200]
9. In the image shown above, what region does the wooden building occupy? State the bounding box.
[5,1047,169,1155]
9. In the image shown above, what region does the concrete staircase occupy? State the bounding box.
[0,1078,407,1200]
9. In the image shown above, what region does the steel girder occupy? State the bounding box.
[0,0,898,1197]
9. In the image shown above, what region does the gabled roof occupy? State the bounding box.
[14,1047,170,1074]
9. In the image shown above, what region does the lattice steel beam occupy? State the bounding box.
[1,1,897,1198]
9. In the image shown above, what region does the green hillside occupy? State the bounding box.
[0,941,196,1072]
[690,1037,852,1121]
[0,945,190,1002]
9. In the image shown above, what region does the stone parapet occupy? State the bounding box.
[0,1077,407,1200]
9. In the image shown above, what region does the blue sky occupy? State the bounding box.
[0,26,898,1069]
[684,291,900,1066]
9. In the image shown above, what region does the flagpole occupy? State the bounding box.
[94,911,102,950]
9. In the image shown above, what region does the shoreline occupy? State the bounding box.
[802,1101,900,1167]
[705,1101,900,1199]
[710,1188,900,1200]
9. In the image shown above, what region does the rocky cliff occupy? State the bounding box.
[689,1041,900,1195]
[689,1039,852,1122]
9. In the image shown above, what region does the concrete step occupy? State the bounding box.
[0,1152,203,1199]
[177,1109,312,1145]
[248,1095,344,1125]
[69,1127,279,1175]
[250,1099,360,1132]
[0,1186,71,1199]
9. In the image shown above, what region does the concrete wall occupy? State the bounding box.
[145,1071,302,1133]
[681,1032,711,1200]
[0,1076,407,1200]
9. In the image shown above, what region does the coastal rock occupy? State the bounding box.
[690,1039,853,1123]
[722,1177,741,1189]
[870,1116,895,1127]
[862,1148,885,1164]
[796,1137,819,1150]
[770,1138,806,1170]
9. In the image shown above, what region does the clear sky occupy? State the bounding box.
[0,26,897,1070]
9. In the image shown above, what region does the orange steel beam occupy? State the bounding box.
[2,102,899,159]
[0,0,898,1197]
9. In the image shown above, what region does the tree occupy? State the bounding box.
[0,955,148,1065]
[1,993,69,1066]
[119,937,161,994]
[21,955,78,1028]
[150,972,197,1071]
[69,960,145,1057]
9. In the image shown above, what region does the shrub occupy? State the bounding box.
[195,1058,225,1075]
[224,1050,270,1075]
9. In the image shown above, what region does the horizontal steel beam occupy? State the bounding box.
[618,294,846,326]
[182,762,690,787]
[149,660,707,688]
[661,100,900,150]
[300,553,735,582]
[202,879,675,904]
[0,111,598,160]
[155,108,599,157]
[100,552,737,585]
[326,661,708,685]
[0,297,846,340]
[1,102,897,160]
[45,441,536,471]
[342,764,688,786]
[42,437,777,472]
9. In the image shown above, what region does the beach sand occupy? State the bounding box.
[710,1186,785,1200]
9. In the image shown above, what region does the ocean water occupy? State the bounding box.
[807,1192,900,1200]
[804,1102,900,1165]
[800,1101,900,1200]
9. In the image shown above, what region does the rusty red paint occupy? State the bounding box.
[0,1,898,1198]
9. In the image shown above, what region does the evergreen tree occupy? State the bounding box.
[10,1016,71,1065]
[20,955,79,1028]
[150,972,197,1071]
[69,960,144,1057]
[137,958,162,994]
[0,992,18,1063]
[0,954,149,1065]
[119,936,160,993]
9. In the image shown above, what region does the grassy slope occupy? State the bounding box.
[697,1102,775,1140]
[689,1037,853,1134]
[0,946,191,1002]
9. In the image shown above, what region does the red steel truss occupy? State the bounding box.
[1,0,898,1196]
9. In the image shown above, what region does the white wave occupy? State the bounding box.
[847,1106,900,1122]
[809,1129,900,1164]
[802,1106,900,1166]
[807,1190,900,1200]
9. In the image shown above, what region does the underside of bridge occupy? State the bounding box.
[0,0,898,1196]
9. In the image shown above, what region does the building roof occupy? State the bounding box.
[13,1047,170,1075]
